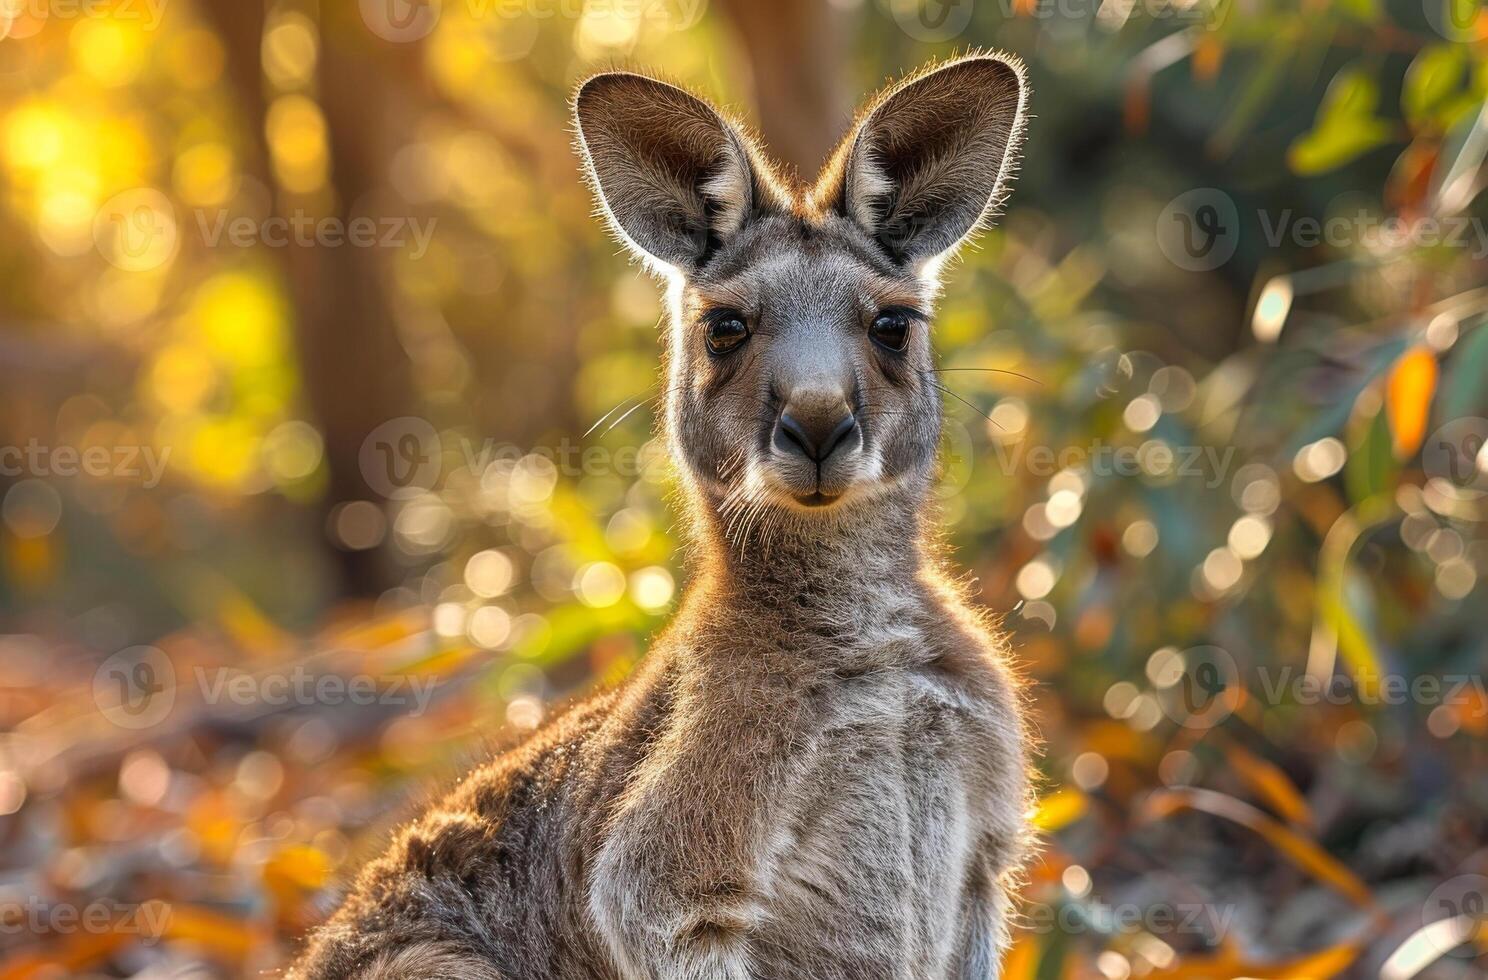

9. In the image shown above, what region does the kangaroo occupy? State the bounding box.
[289,52,1034,980]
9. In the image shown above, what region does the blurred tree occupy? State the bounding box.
[199,0,416,599]
[717,0,853,176]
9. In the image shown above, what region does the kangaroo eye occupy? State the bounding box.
[704,312,750,356]
[869,310,912,353]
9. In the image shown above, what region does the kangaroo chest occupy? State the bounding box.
[753,667,997,979]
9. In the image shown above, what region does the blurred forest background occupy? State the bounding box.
[1,0,1487,977]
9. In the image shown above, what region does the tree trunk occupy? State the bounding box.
[716,0,854,179]
[199,0,418,600]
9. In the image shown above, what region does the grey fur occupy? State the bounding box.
[288,53,1034,980]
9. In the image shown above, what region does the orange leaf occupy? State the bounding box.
[1223,740,1315,831]
[1140,788,1377,908]
[1386,345,1439,458]
[1002,931,1040,980]
[1124,77,1151,135]
[1193,36,1225,84]
[1032,788,1087,833]
[1146,940,1361,979]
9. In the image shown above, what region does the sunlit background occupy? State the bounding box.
[1,0,1487,976]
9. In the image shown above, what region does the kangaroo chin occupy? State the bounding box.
[290,52,1034,980]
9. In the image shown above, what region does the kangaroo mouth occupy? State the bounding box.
[793,490,840,508]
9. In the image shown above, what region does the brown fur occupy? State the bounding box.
[289,53,1034,980]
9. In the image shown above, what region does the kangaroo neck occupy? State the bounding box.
[688,487,933,632]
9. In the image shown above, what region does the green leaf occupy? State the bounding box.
[1346,399,1396,504]
[1435,93,1484,130]
[1324,68,1384,120]
[1289,119,1394,174]
[1288,68,1395,174]
[1403,44,1468,125]
[1336,0,1380,21]
[1441,0,1482,41]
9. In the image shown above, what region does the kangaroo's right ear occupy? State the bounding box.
[574,72,757,273]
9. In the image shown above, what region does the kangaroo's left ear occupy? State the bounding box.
[830,54,1028,270]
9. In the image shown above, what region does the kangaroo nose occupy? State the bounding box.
[774,406,859,463]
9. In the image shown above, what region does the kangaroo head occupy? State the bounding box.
[575,55,1027,535]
